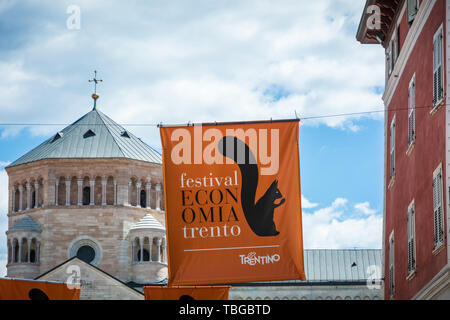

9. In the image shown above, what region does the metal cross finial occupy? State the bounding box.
[88,70,103,94]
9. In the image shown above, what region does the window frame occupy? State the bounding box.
[390,116,396,179]
[407,0,419,25]
[407,201,416,276]
[432,165,445,250]
[389,231,395,298]
[408,75,416,146]
[432,26,444,108]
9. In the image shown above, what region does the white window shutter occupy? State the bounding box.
[390,120,395,178]
[407,0,418,24]
[433,169,444,247]
[389,235,395,296]
[407,206,416,273]
[408,80,415,145]
[433,29,443,106]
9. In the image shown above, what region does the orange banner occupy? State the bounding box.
[144,286,229,300]
[0,278,81,300]
[160,120,305,285]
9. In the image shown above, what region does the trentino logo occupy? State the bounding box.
[239,252,280,266]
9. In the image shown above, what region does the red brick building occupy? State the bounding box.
[357,0,449,299]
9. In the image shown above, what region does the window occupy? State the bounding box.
[389,232,395,297]
[76,245,96,264]
[390,117,396,179]
[83,129,96,138]
[407,202,416,275]
[387,40,393,76]
[387,26,400,77]
[407,0,419,25]
[82,187,90,205]
[432,166,444,249]
[393,26,400,63]
[433,27,444,107]
[408,76,415,146]
[51,132,63,143]
[140,190,147,208]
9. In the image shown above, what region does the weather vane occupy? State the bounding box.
[88,70,103,110]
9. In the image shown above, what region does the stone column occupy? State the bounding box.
[136,182,142,208]
[139,238,143,262]
[65,180,71,206]
[102,178,107,206]
[90,180,95,205]
[161,238,166,263]
[42,179,48,207]
[18,186,23,212]
[155,238,162,262]
[12,187,15,213]
[146,183,151,209]
[149,241,153,262]
[128,181,132,206]
[11,240,15,263]
[77,179,83,205]
[34,183,39,208]
[55,179,59,206]
[27,239,31,263]
[131,240,136,262]
[116,179,129,206]
[26,183,32,210]
[18,241,22,263]
[113,180,117,205]
[37,242,40,263]
[155,184,161,211]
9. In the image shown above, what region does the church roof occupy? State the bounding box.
[130,213,165,231]
[10,215,42,232]
[7,108,161,168]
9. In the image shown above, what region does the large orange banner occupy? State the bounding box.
[160,119,305,286]
[144,286,229,300]
[0,278,81,300]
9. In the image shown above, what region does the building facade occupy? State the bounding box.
[5,104,168,284]
[357,0,450,299]
[3,97,383,300]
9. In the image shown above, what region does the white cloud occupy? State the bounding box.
[0,0,385,145]
[0,163,9,276]
[354,201,377,215]
[302,197,382,249]
[0,255,6,277]
[301,194,318,209]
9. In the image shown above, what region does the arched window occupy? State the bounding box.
[83,187,90,205]
[32,191,36,209]
[14,189,19,212]
[76,245,96,264]
[140,190,146,208]
[21,238,28,263]
[13,239,19,263]
[7,240,12,264]
[30,238,37,263]
[133,238,140,262]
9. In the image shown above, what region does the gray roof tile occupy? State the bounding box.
[10,215,42,232]
[7,109,161,167]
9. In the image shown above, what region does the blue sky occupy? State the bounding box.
[0,0,386,275]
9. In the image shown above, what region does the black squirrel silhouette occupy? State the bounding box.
[218,136,285,236]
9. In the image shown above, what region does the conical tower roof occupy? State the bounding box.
[7,108,161,168]
[130,213,165,231]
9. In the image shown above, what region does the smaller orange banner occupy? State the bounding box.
[144,286,230,300]
[0,278,81,300]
